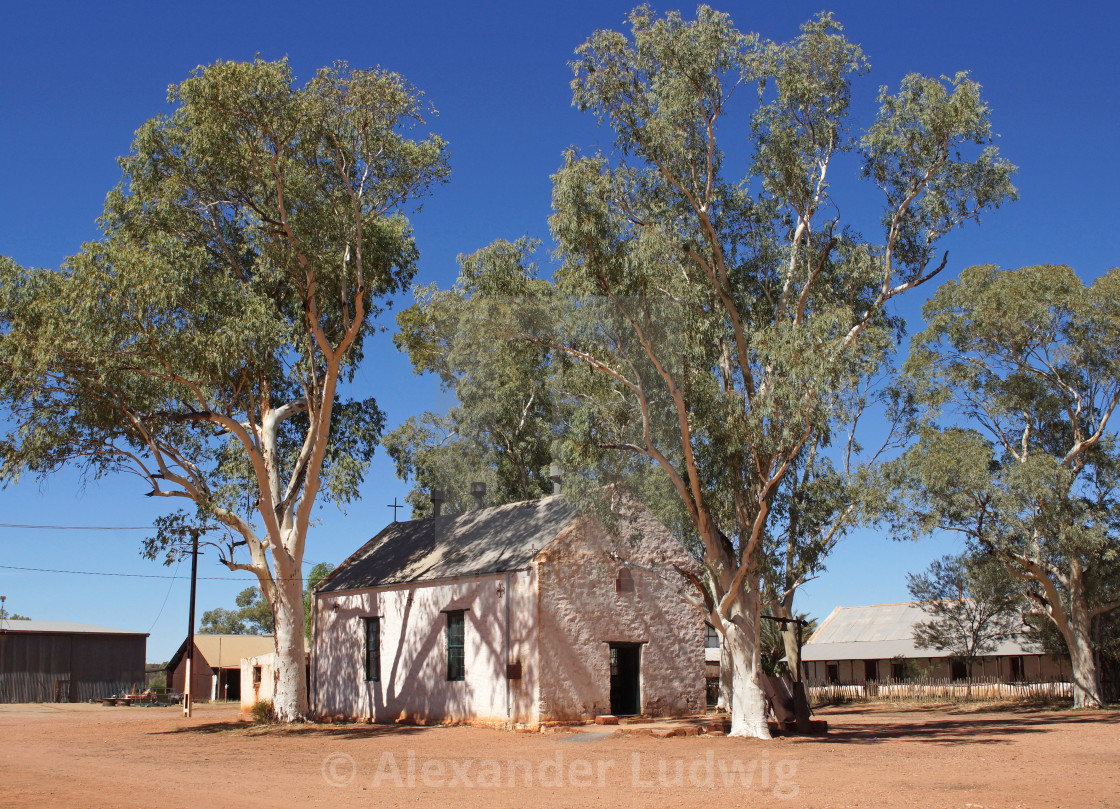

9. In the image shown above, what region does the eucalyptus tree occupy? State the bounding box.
[387,238,557,516]
[0,59,448,720]
[200,587,274,636]
[896,264,1120,707]
[539,6,1015,737]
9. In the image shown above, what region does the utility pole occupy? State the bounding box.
[183,529,199,718]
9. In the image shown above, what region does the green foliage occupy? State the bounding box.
[200,587,274,635]
[907,553,1022,672]
[199,561,334,640]
[249,699,275,724]
[303,561,335,640]
[388,238,556,517]
[895,264,1120,706]
[0,56,447,523]
[146,666,168,691]
[544,5,1014,632]
[0,58,448,720]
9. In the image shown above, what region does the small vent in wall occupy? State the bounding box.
[615,568,635,594]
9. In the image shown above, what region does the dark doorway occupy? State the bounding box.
[217,668,241,702]
[609,643,641,716]
[950,659,968,682]
[1009,656,1024,681]
[863,659,878,682]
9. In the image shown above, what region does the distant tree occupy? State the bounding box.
[907,553,1021,694]
[0,603,30,621]
[200,561,335,640]
[896,265,1120,707]
[302,562,335,640]
[146,663,169,690]
[200,588,273,635]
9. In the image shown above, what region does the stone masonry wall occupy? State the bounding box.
[535,508,705,720]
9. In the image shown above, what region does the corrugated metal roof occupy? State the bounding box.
[802,602,1034,661]
[316,496,579,593]
[192,635,276,669]
[0,619,147,636]
[166,634,281,672]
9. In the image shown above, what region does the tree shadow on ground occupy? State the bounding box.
[817,701,1083,716]
[801,711,1118,746]
[151,721,434,740]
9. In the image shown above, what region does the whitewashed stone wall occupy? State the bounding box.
[535,511,705,720]
[311,502,704,726]
[313,571,539,725]
[239,652,276,715]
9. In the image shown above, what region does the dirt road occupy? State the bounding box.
[1,702,1116,808]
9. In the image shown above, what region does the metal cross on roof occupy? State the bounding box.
[387,497,404,522]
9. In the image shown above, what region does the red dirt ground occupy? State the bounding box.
[1,702,1117,808]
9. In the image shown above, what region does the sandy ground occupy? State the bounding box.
[1,702,1117,808]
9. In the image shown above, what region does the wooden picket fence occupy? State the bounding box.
[806,675,1073,706]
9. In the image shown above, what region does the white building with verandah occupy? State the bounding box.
[802,602,1069,684]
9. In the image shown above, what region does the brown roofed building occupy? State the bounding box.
[168,634,275,702]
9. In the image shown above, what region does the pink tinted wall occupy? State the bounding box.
[313,570,538,725]
[535,513,705,720]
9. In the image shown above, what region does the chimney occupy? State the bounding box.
[549,464,562,496]
[429,489,445,518]
[470,481,486,510]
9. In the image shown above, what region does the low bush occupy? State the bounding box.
[249,700,274,724]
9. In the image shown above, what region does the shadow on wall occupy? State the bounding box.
[315,584,496,724]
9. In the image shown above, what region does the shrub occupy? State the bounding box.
[249,700,274,724]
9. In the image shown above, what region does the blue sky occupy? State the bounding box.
[1,0,1118,662]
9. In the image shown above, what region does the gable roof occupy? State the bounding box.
[802,602,1035,661]
[316,495,579,594]
[167,634,277,672]
[0,619,147,636]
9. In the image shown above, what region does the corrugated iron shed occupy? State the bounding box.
[0,619,147,702]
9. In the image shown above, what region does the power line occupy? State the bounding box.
[0,523,152,531]
[0,564,241,580]
[147,556,183,632]
[0,563,329,580]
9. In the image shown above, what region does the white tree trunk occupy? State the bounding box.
[722,587,771,739]
[1063,591,1103,709]
[271,564,308,722]
[1033,563,1105,710]
[717,645,733,712]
